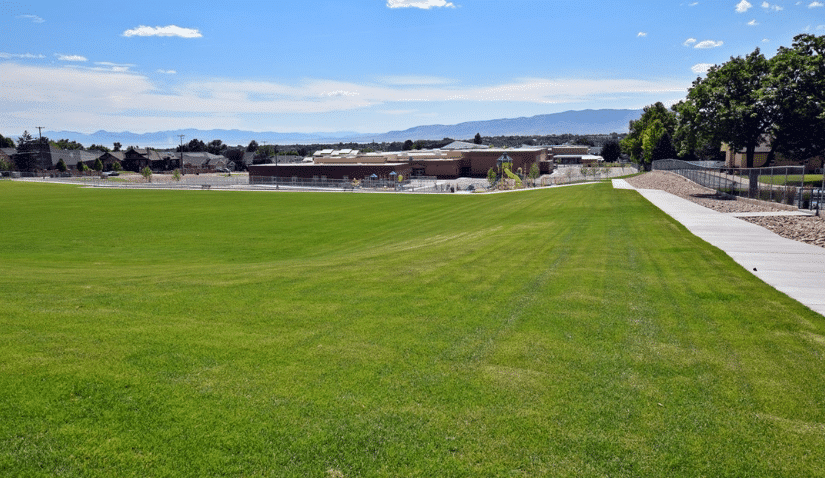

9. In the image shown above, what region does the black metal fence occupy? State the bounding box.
[653,160,824,210]
[248,175,454,193]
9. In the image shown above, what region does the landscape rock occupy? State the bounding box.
[626,171,825,249]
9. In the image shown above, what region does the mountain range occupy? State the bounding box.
[42,109,642,148]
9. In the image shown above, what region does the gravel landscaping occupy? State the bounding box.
[626,171,825,248]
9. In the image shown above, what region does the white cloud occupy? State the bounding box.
[95,62,134,72]
[748,19,759,25]
[763,38,771,42]
[386,0,455,9]
[637,32,648,37]
[323,90,360,97]
[56,54,88,62]
[695,40,724,48]
[810,1,824,7]
[736,0,753,12]
[683,38,697,46]
[17,14,44,23]
[0,52,45,59]
[157,69,177,74]
[761,1,783,10]
[817,25,825,30]
[0,62,688,133]
[692,63,715,74]
[689,2,699,5]
[123,25,202,38]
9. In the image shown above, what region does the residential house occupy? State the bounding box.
[97,151,126,171]
[0,147,14,166]
[181,152,228,173]
[121,147,169,172]
[49,148,105,171]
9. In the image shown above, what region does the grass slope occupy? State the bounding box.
[1,181,824,477]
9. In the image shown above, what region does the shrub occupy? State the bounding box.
[140,166,152,182]
[487,167,497,186]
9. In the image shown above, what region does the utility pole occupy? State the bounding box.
[178,134,185,175]
[36,126,45,171]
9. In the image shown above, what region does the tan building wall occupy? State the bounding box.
[249,163,412,181]
[550,146,589,155]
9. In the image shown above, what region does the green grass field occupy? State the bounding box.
[758,173,825,187]
[2,181,824,477]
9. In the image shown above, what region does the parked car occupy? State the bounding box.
[216,167,231,173]
[102,171,119,177]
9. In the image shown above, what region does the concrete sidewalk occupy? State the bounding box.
[613,179,825,317]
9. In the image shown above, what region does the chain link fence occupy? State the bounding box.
[249,175,459,193]
[653,159,824,210]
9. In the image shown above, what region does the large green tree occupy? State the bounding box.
[620,102,677,169]
[0,133,15,148]
[15,130,48,171]
[681,48,773,168]
[766,34,825,162]
[54,139,84,150]
[207,139,227,155]
[600,140,621,162]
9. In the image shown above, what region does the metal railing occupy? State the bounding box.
[653,161,824,210]
[248,175,451,193]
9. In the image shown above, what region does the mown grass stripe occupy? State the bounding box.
[1,181,824,476]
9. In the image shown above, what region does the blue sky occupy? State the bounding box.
[1,0,823,138]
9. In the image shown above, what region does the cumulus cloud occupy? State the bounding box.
[736,0,753,12]
[386,0,455,9]
[17,14,44,23]
[692,63,715,74]
[637,32,648,37]
[123,25,202,38]
[695,40,724,48]
[810,1,824,7]
[56,54,88,62]
[684,38,697,46]
[157,69,177,74]
[0,52,45,59]
[762,1,783,10]
[748,19,759,25]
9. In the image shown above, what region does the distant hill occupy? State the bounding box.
[363,109,642,142]
[43,109,642,147]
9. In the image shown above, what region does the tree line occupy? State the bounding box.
[622,34,824,169]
